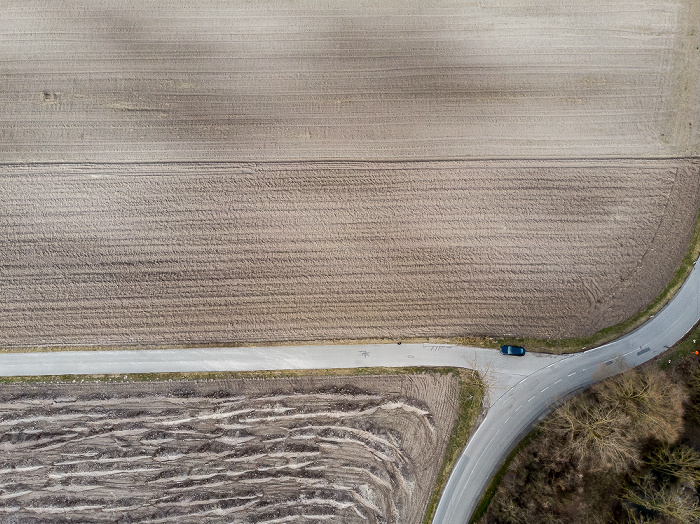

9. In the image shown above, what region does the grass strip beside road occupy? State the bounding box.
[0,365,477,384]
[424,368,485,524]
[659,319,700,370]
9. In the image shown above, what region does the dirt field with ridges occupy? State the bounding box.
[2,0,700,348]
[0,373,460,523]
[1,0,698,162]
[1,159,698,348]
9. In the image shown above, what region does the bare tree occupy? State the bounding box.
[624,508,664,524]
[546,398,639,473]
[648,444,700,487]
[543,368,685,475]
[623,473,700,523]
[597,368,686,444]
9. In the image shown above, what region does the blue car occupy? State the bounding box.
[500,344,526,356]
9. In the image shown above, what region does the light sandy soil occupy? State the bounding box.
[1,159,698,347]
[1,0,698,162]
[0,373,460,523]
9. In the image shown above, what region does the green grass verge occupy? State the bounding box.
[0,337,460,354]
[469,428,541,524]
[658,319,700,371]
[423,369,485,524]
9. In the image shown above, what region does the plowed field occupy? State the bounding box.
[1,0,700,348]
[1,0,698,161]
[1,159,698,347]
[0,373,462,523]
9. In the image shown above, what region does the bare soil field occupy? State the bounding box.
[1,0,698,162]
[1,159,698,348]
[1,0,699,348]
[0,372,461,523]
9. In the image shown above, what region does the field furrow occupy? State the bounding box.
[1,160,698,347]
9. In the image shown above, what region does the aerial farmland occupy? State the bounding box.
[1,159,698,348]
[1,0,700,522]
[1,0,699,348]
[0,371,474,522]
[2,0,698,162]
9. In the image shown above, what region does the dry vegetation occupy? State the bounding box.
[1,160,698,348]
[481,363,700,524]
[0,372,468,523]
[1,0,698,162]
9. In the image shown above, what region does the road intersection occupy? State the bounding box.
[436,257,700,523]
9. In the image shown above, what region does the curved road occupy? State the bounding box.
[0,259,698,523]
[434,257,700,523]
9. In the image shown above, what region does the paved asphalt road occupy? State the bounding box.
[0,259,698,523]
[435,258,700,523]
[0,341,566,407]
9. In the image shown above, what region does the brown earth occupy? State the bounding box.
[0,373,460,523]
[1,0,698,162]
[1,159,699,348]
[1,0,699,348]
